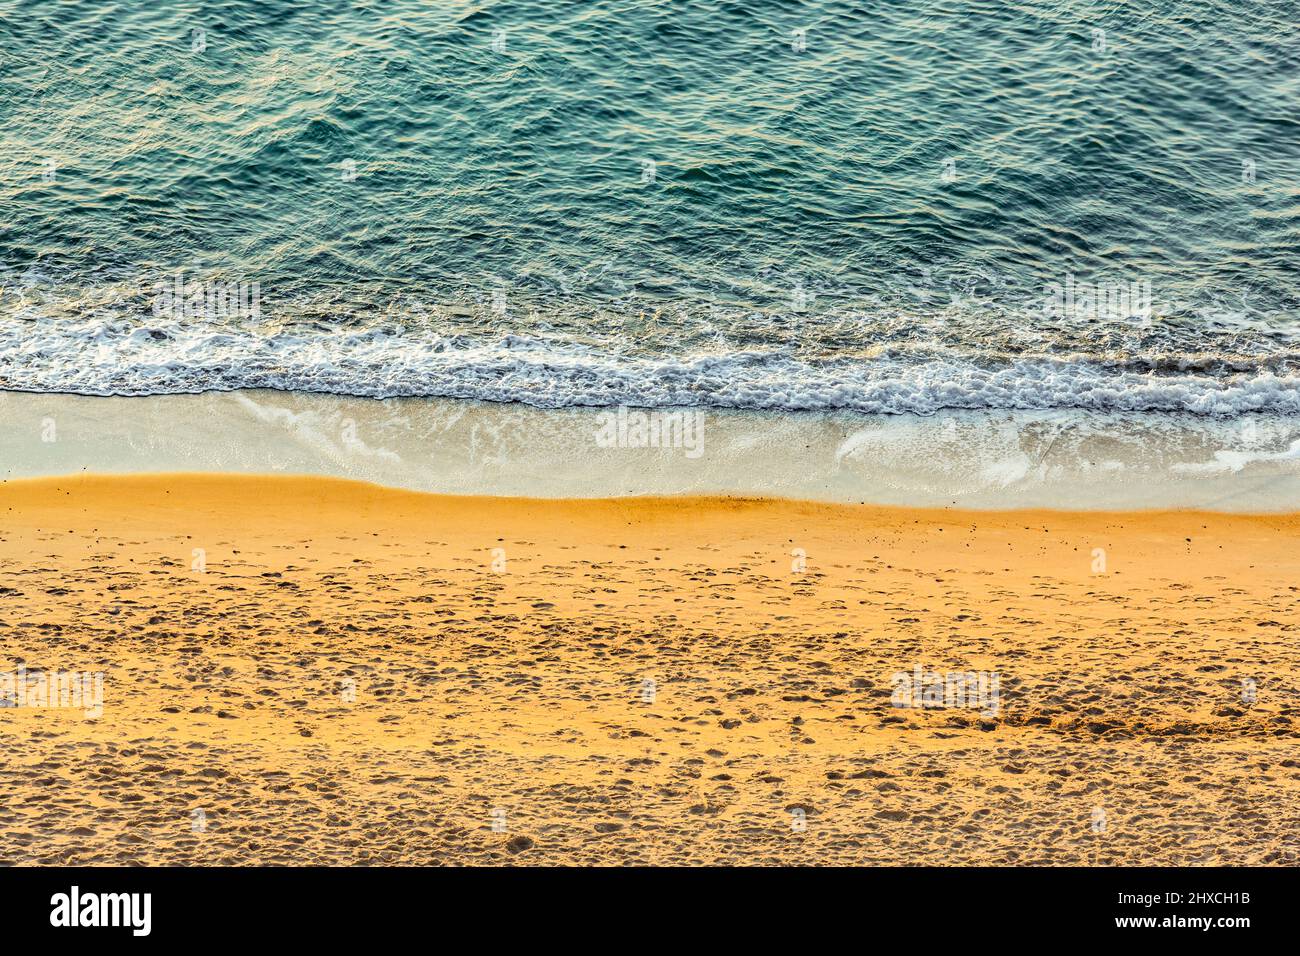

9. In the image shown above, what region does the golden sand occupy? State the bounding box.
[1,474,1298,865]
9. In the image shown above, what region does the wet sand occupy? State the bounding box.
[5,390,1300,511]
[1,474,1298,865]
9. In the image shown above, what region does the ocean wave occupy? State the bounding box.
[2,311,1298,416]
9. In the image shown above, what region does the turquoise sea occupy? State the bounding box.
[1,0,1298,415]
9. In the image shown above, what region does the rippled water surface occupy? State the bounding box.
[1,0,1298,411]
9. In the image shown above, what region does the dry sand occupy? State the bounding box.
[1,473,1298,865]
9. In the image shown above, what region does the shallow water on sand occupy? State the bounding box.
[3,390,1297,511]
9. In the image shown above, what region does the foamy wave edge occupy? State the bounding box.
[2,322,1298,415]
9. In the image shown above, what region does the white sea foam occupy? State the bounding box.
[2,312,1299,417]
[1172,436,1300,475]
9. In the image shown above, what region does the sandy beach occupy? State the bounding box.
[1,473,1297,865]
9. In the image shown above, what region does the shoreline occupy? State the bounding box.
[4,468,1300,518]
[3,472,1298,864]
[2,389,1300,511]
